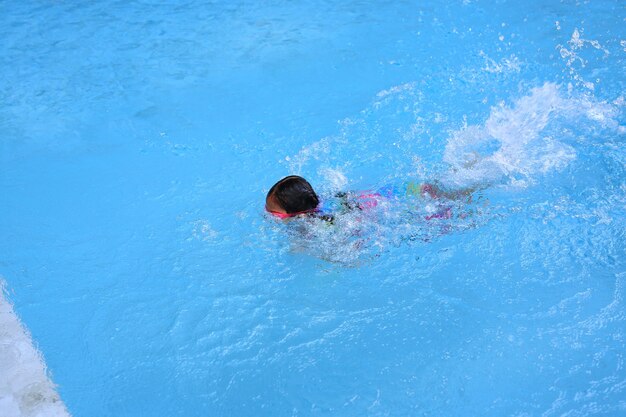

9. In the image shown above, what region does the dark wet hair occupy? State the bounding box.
[267,175,320,213]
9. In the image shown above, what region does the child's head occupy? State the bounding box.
[266,175,319,217]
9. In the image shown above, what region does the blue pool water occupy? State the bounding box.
[1,1,625,415]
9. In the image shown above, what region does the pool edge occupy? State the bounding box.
[0,286,71,417]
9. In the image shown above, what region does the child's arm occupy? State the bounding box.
[406,181,478,202]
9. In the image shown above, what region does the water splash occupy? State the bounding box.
[318,167,348,194]
[479,51,521,74]
[284,81,431,187]
[443,82,621,188]
[270,184,491,266]
[557,28,610,91]
[275,81,623,264]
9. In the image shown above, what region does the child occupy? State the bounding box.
[265,175,473,221]
[265,175,320,219]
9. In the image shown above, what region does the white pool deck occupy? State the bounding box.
[0,290,70,417]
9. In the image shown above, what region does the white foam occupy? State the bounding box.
[0,284,70,417]
[442,82,621,188]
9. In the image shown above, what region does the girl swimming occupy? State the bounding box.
[265,175,320,219]
[265,175,471,221]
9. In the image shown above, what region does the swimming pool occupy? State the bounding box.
[1,0,625,415]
